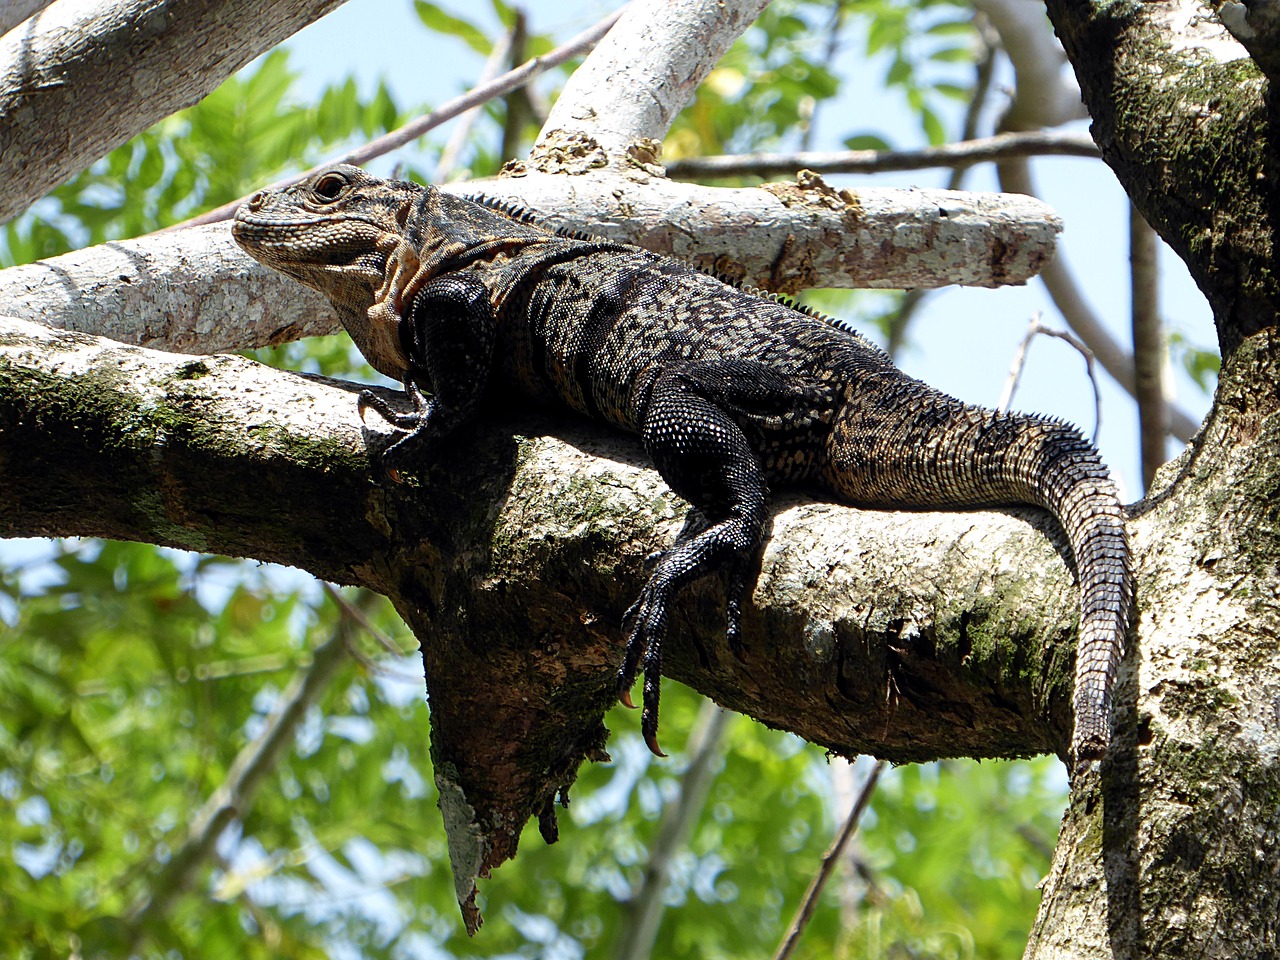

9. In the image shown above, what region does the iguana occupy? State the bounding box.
[232,164,1132,764]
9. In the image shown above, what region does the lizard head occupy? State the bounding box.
[232,164,422,317]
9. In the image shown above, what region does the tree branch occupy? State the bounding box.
[1130,205,1167,492]
[0,0,349,226]
[997,157,1200,443]
[181,4,628,229]
[1046,0,1275,358]
[533,0,770,168]
[1,314,1089,921]
[0,174,1062,358]
[665,132,1101,180]
[125,591,357,941]
[774,760,885,960]
[970,0,1086,131]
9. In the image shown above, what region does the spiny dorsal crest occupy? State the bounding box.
[463,190,870,344]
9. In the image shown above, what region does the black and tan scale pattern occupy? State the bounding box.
[233,164,1133,763]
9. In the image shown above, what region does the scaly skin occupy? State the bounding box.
[233,164,1133,764]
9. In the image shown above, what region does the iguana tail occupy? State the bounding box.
[822,376,1132,762]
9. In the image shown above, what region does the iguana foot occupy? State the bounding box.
[616,586,669,758]
[358,383,435,482]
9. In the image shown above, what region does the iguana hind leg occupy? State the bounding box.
[618,367,770,756]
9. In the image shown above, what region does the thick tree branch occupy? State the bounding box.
[971,0,1087,131]
[0,0,349,225]
[0,179,1061,357]
[0,224,335,354]
[1,315,1092,921]
[533,0,768,168]
[459,170,1061,292]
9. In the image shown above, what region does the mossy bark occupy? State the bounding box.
[1028,4,1280,954]
[1027,333,1280,958]
[0,316,1095,927]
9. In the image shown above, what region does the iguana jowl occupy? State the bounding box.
[232,164,1133,763]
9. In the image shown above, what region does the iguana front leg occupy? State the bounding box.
[358,272,496,480]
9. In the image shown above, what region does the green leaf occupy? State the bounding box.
[921,103,947,145]
[414,1,491,54]
[843,133,894,152]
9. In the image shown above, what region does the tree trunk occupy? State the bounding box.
[1027,332,1280,957]
[1027,2,1280,953]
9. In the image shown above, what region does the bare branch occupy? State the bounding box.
[997,157,1200,442]
[452,170,1061,292]
[434,22,519,183]
[998,314,1103,444]
[125,593,356,939]
[0,0,349,226]
[665,132,1100,180]
[971,0,1087,130]
[1130,205,1167,492]
[534,0,770,167]
[773,760,886,960]
[182,5,628,229]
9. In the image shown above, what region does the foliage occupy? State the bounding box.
[0,541,1062,958]
[0,3,1070,958]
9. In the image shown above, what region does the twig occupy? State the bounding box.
[798,3,849,152]
[996,156,1199,443]
[434,21,520,182]
[773,759,886,960]
[665,131,1099,181]
[617,701,732,960]
[321,582,409,658]
[1129,203,1166,491]
[998,314,1103,444]
[176,4,628,229]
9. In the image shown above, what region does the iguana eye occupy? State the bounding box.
[312,171,350,203]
